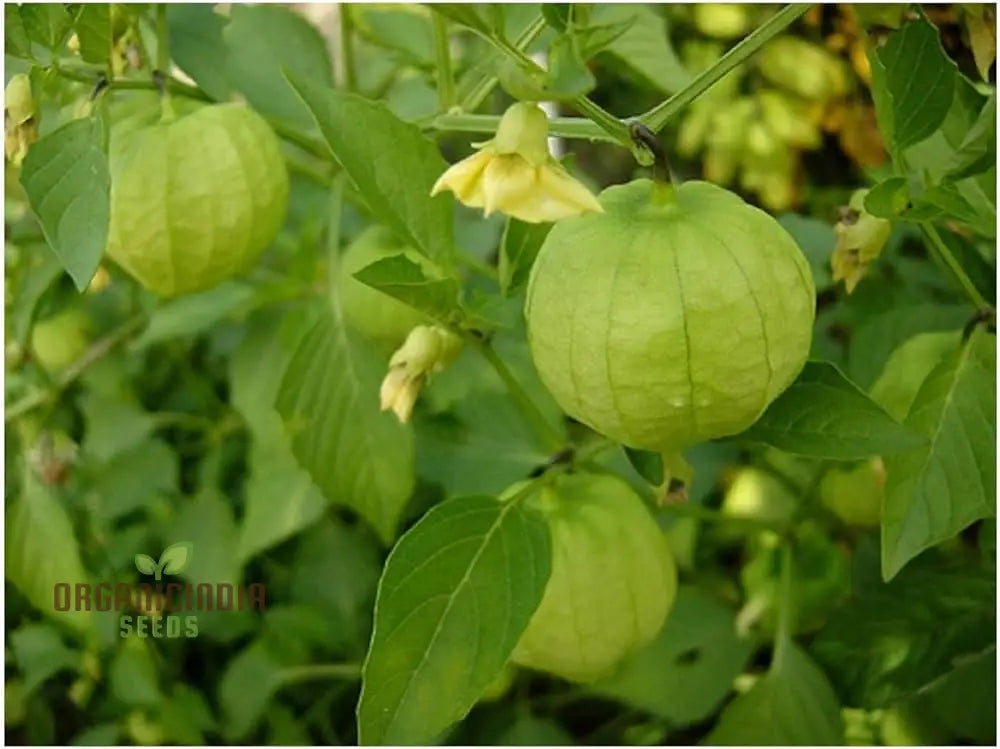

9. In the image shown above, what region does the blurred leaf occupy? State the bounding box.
[110,643,162,707]
[847,303,970,389]
[924,645,996,744]
[10,241,63,345]
[882,330,996,580]
[79,391,155,462]
[358,495,550,745]
[19,116,110,292]
[84,438,177,522]
[6,471,91,634]
[131,281,256,350]
[777,214,835,288]
[541,4,570,31]
[497,714,574,744]
[5,6,32,58]
[218,640,284,740]
[592,587,754,726]
[577,17,637,60]
[70,4,111,64]
[70,724,121,746]
[287,74,455,263]
[946,94,997,180]
[416,391,550,497]
[290,519,382,656]
[20,4,71,50]
[167,4,233,100]
[353,255,462,322]
[158,684,217,745]
[547,33,595,98]
[429,5,496,36]
[813,549,995,709]
[164,491,240,587]
[10,623,81,694]
[499,218,550,297]
[707,640,844,745]
[590,4,690,95]
[224,5,333,131]
[267,703,313,745]
[740,362,926,459]
[622,446,664,486]
[275,304,415,545]
[355,7,435,68]
[867,16,957,153]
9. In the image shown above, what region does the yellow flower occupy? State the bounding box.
[831,188,891,294]
[4,74,38,166]
[431,102,602,224]
[379,325,462,423]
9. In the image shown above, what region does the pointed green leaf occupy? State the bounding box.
[590,5,690,95]
[133,554,157,575]
[70,4,111,64]
[6,471,91,634]
[499,218,551,297]
[882,331,996,580]
[5,6,32,58]
[353,254,462,322]
[286,73,454,263]
[20,4,71,50]
[275,303,415,545]
[159,541,193,575]
[358,495,551,745]
[19,116,110,291]
[740,362,927,459]
[707,641,843,745]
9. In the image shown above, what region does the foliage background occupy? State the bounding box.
[3,3,996,746]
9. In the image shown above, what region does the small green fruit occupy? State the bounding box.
[337,226,431,346]
[513,473,677,683]
[525,179,815,453]
[819,458,885,528]
[106,101,288,297]
[30,308,91,374]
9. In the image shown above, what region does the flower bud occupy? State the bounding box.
[831,188,891,293]
[380,325,462,423]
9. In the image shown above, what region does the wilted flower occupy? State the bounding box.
[431,101,602,224]
[380,325,462,423]
[4,74,38,166]
[831,188,891,293]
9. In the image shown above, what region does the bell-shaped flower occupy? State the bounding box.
[431,101,602,224]
[380,325,462,423]
[831,188,891,293]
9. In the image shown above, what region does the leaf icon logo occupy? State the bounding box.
[134,542,193,580]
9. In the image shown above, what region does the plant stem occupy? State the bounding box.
[638,4,811,133]
[431,112,611,142]
[473,338,564,452]
[658,501,787,532]
[433,14,456,110]
[5,315,146,422]
[456,15,547,113]
[920,222,987,309]
[327,174,345,293]
[154,4,170,73]
[772,542,795,670]
[338,4,357,92]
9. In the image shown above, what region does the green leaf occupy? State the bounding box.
[353,254,462,322]
[158,684,218,745]
[218,640,284,740]
[10,623,81,695]
[707,640,844,745]
[740,362,926,459]
[70,4,111,64]
[10,241,63,345]
[5,6,32,58]
[6,471,91,634]
[429,5,496,36]
[165,492,240,587]
[541,4,571,31]
[275,304,415,545]
[867,16,958,153]
[590,5,690,95]
[622,446,664,486]
[109,644,162,707]
[133,553,156,575]
[946,93,997,179]
[19,116,111,292]
[167,4,233,101]
[864,176,911,218]
[547,33,596,99]
[159,541,193,575]
[20,4,71,50]
[237,436,325,563]
[591,587,754,726]
[286,74,455,263]
[881,330,996,580]
[357,495,551,745]
[79,391,154,462]
[813,545,995,708]
[84,438,177,521]
[499,218,551,297]
[355,7,436,69]
[777,214,835,288]
[224,5,333,131]
[131,281,256,350]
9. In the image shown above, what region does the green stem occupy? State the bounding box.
[431,112,611,142]
[433,14,456,110]
[474,339,564,452]
[339,4,357,92]
[659,501,787,533]
[5,315,146,422]
[327,174,346,293]
[920,222,987,309]
[456,15,547,113]
[772,542,795,670]
[154,4,169,72]
[638,4,811,133]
